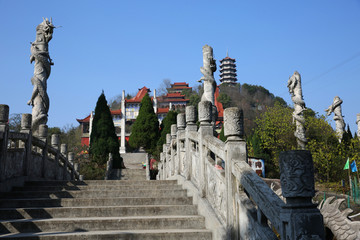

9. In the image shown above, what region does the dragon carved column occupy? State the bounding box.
[325,96,345,142]
[287,71,307,149]
[27,18,55,136]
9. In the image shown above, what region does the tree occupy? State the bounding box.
[157,110,178,147]
[129,93,160,154]
[9,113,21,132]
[89,92,123,168]
[157,79,171,96]
[217,93,232,109]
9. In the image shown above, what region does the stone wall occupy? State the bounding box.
[158,102,325,239]
[0,104,80,192]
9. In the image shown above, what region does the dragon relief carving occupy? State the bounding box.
[271,184,360,239]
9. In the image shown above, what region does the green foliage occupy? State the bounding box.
[251,102,360,182]
[89,92,123,168]
[189,94,201,107]
[217,93,232,109]
[253,103,296,177]
[79,161,106,180]
[158,110,178,147]
[129,93,160,154]
[219,126,227,142]
[242,83,272,96]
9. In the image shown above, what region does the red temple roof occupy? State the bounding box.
[77,109,122,123]
[126,87,150,103]
[157,107,169,114]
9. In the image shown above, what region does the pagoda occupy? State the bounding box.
[219,52,238,85]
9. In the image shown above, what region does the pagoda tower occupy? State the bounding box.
[219,51,238,85]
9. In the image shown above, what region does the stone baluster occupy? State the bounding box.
[159,152,164,180]
[198,101,213,197]
[50,134,62,179]
[278,150,325,239]
[60,144,67,157]
[51,134,60,150]
[20,114,32,176]
[68,152,75,180]
[176,113,185,175]
[224,107,245,238]
[185,106,197,180]
[170,124,177,176]
[38,124,48,178]
[166,134,171,179]
[0,104,9,183]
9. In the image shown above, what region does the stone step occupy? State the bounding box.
[23,180,177,186]
[0,205,198,220]
[0,229,212,239]
[0,196,193,208]
[13,184,183,192]
[0,215,206,234]
[0,189,188,199]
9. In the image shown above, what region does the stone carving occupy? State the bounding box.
[325,96,345,142]
[319,197,360,240]
[28,18,55,135]
[177,113,186,130]
[198,101,212,124]
[279,150,315,198]
[198,45,217,104]
[287,71,307,149]
[356,113,360,138]
[224,107,244,139]
[186,106,196,124]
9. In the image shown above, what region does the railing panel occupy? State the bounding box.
[205,159,226,223]
[203,135,226,161]
[5,149,25,179]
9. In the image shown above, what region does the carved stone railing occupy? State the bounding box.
[158,102,325,239]
[0,104,81,192]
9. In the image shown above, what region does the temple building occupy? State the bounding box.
[77,83,190,151]
[219,52,238,85]
[167,82,192,93]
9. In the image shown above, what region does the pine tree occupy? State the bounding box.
[157,110,178,147]
[89,92,123,168]
[129,93,160,153]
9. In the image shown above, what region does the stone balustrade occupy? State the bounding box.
[158,102,325,239]
[0,104,81,192]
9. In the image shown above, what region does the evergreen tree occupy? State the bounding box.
[89,92,123,168]
[157,110,178,147]
[129,93,160,154]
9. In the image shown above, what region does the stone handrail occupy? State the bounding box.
[158,102,325,239]
[0,104,81,192]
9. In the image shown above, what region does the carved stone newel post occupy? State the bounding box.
[325,96,345,142]
[177,113,185,175]
[185,106,197,180]
[28,18,55,136]
[198,101,213,198]
[279,151,325,239]
[287,71,307,149]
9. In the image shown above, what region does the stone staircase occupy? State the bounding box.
[0,180,212,239]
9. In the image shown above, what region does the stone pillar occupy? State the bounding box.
[166,134,171,178]
[198,101,213,197]
[21,114,32,133]
[60,144,67,157]
[68,152,74,165]
[176,113,185,175]
[120,90,126,153]
[356,113,360,139]
[20,114,32,176]
[38,124,48,178]
[278,150,325,239]
[51,134,60,149]
[185,106,197,180]
[224,107,246,238]
[171,124,177,176]
[0,104,9,182]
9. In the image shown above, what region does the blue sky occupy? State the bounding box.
[1,0,360,134]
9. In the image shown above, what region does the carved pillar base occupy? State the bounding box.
[279,150,325,239]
